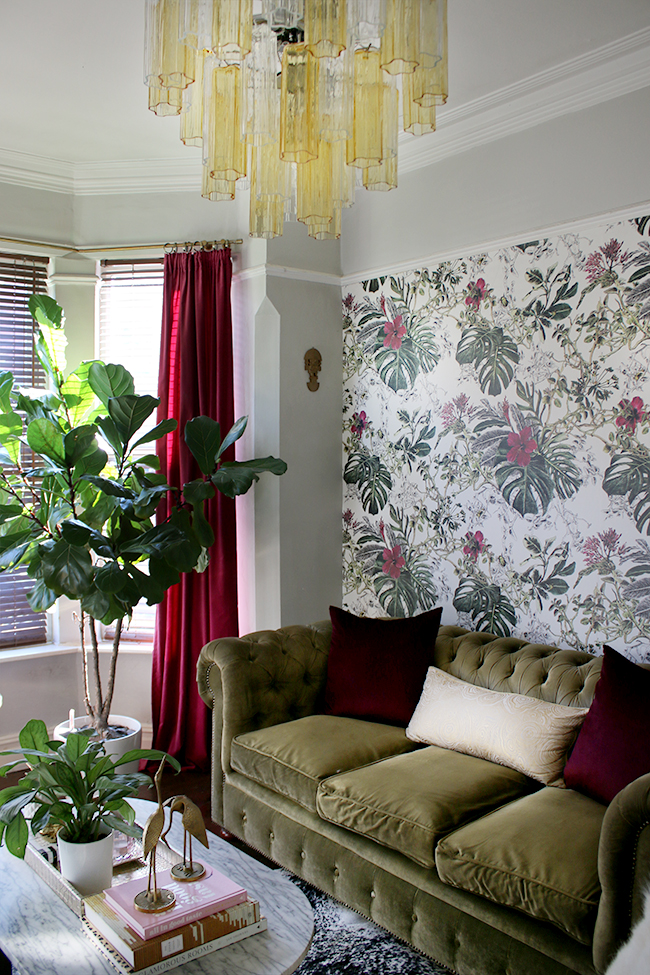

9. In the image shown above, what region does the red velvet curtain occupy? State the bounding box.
[152,248,238,769]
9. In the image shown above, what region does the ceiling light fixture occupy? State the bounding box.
[145,0,447,240]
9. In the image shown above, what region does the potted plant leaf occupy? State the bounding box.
[0,295,286,747]
[0,718,181,895]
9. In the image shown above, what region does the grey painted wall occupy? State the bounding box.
[341,88,650,279]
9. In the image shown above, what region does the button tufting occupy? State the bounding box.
[333,867,339,879]
[269,830,275,841]
[411,913,417,923]
[242,813,247,824]
[370,890,376,899]
[300,851,306,860]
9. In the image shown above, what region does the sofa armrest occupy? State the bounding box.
[196,621,332,822]
[593,772,650,973]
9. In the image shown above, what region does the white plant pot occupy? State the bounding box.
[53,714,142,774]
[57,829,114,896]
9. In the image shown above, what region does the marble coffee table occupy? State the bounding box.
[0,798,313,975]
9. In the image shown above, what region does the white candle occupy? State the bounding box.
[68,708,75,731]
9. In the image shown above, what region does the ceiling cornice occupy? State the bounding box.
[399,24,650,173]
[0,26,648,198]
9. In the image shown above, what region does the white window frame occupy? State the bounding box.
[96,258,165,643]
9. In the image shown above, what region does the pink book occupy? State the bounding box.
[103,865,247,941]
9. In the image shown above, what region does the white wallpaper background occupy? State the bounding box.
[342,214,650,661]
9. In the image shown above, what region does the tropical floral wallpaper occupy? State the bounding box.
[342,214,650,661]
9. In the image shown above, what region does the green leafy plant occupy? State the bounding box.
[0,718,181,856]
[0,296,287,737]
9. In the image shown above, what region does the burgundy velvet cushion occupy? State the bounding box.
[564,644,650,804]
[323,606,443,726]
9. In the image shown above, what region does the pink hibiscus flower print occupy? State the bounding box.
[383,314,407,349]
[351,411,367,437]
[615,396,646,434]
[506,427,538,466]
[465,278,488,310]
[382,544,405,579]
[463,531,485,562]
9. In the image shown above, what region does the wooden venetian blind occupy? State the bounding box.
[98,259,164,641]
[0,252,49,648]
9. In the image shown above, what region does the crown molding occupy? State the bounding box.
[0,148,74,193]
[0,27,648,197]
[399,25,650,174]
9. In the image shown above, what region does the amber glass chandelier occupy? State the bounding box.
[145,0,447,239]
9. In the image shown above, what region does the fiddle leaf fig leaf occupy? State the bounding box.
[211,456,288,498]
[88,362,135,408]
[59,520,92,545]
[0,412,23,464]
[184,416,221,474]
[28,294,62,330]
[35,323,67,381]
[40,539,94,597]
[216,415,248,459]
[183,478,215,504]
[80,476,135,499]
[108,395,159,448]
[191,504,215,549]
[0,372,14,414]
[26,579,57,612]
[95,562,127,594]
[61,362,102,426]
[130,418,177,453]
[63,425,98,464]
[26,418,66,465]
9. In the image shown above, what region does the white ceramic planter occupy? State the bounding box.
[57,829,113,896]
[53,714,142,774]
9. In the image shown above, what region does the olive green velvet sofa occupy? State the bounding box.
[196,621,650,975]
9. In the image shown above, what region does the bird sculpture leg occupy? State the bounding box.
[161,795,208,881]
[133,759,176,912]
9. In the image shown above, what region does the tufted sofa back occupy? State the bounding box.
[197,619,604,822]
[434,625,602,709]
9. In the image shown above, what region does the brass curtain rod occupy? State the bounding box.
[0,234,242,255]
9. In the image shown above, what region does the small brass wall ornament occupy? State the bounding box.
[304,348,322,391]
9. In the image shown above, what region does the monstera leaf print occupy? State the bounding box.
[486,423,580,516]
[625,242,650,321]
[495,454,555,515]
[344,451,392,515]
[603,449,650,534]
[354,518,437,618]
[456,324,519,395]
[452,576,516,637]
[355,292,439,392]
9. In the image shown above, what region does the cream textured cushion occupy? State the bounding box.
[406,667,588,786]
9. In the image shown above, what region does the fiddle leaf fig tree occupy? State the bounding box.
[0,296,287,738]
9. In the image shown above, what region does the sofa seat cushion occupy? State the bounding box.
[230,714,417,813]
[436,787,606,944]
[316,745,533,869]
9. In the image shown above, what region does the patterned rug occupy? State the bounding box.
[288,875,453,975]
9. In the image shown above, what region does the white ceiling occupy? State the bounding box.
[0,0,649,181]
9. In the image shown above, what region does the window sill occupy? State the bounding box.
[1,641,153,661]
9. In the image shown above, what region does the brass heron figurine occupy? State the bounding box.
[133,759,176,912]
[160,795,209,881]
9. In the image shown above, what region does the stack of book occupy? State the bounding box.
[82,864,267,975]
